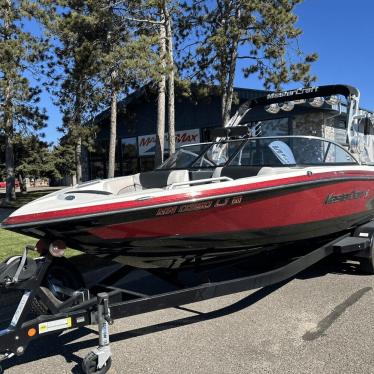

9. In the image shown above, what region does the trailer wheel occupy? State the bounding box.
[359,237,374,274]
[82,352,112,374]
[32,257,84,315]
[360,254,374,274]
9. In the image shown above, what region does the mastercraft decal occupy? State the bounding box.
[267,87,318,99]
[325,190,369,204]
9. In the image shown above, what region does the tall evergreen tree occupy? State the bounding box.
[177,0,318,126]
[46,0,104,183]
[0,0,48,202]
[113,0,178,166]
[93,1,158,178]
[15,135,56,188]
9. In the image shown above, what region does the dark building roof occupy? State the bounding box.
[93,84,346,141]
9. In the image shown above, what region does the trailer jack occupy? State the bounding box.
[82,293,113,374]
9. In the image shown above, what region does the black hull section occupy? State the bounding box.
[19,211,371,269]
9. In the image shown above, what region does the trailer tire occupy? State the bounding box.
[360,257,374,274]
[32,257,85,315]
[359,239,374,274]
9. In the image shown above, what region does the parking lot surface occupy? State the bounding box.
[2,258,374,374]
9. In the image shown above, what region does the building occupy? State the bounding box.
[87,85,371,180]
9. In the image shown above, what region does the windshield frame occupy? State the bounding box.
[157,135,359,170]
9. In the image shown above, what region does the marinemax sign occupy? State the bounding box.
[138,129,200,156]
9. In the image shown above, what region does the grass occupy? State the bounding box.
[0,188,115,271]
[0,189,59,209]
[0,228,113,272]
[0,229,80,260]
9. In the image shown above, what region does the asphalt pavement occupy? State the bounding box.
[2,258,374,374]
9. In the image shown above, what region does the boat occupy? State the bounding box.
[2,84,374,269]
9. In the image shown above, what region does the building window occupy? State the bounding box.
[121,137,138,175]
[139,157,154,171]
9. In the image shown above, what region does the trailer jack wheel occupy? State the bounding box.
[82,351,112,374]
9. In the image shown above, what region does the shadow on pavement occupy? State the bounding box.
[3,281,289,372]
[2,249,369,372]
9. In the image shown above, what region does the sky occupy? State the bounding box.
[236,0,374,107]
[36,0,374,143]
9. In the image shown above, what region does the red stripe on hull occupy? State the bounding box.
[88,180,374,240]
[4,170,374,226]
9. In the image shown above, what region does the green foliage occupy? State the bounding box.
[177,0,318,91]
[51,136,77,178]
[0,0,50,201]
[45,1,104,145]
[14,135,55,179]
[45,1,162,178]
[0,0,49,136]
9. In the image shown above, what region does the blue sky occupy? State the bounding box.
[236,0,374,107]
[38,0,374,143]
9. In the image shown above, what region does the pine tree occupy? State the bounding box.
[93,1,159,178]
[46,0,104,183]
[0,0,48,202]
[113,0,178,166]
[177,0,318,126]
[50,136,77,181]
[15,135,56,189]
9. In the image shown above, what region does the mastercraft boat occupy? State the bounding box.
[2,84,374,268]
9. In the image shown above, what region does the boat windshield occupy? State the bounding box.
[158,140,244,169]
[229,137,358,166]
[157,136,358,170]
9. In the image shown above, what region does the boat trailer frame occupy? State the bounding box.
[0,223,374,373]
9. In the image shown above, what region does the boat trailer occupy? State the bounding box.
[0,222,374,373]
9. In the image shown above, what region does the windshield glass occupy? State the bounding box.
[157,140,244,169]
[158,136,357,170]
[157,144,210,169]
[230,137,357,166]
[191,140,244,167]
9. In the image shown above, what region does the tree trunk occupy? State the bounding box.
[3,0,15,203]
[222,37,239,127]
[5,136,15,203]
[155,17,167,167]
[18,174,27,193]
[108,73,118,178]
[221,88,227,126]
[75,138,82,184]
[165,6,176,156]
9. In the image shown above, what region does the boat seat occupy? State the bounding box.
[166,169,190,187]
[137,170,189,189]
[212,166,262,180]
[189,170,214,181]
[103,175,140,194]
[117,170,190,194]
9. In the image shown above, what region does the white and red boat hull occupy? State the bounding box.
[3,167,374,268]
